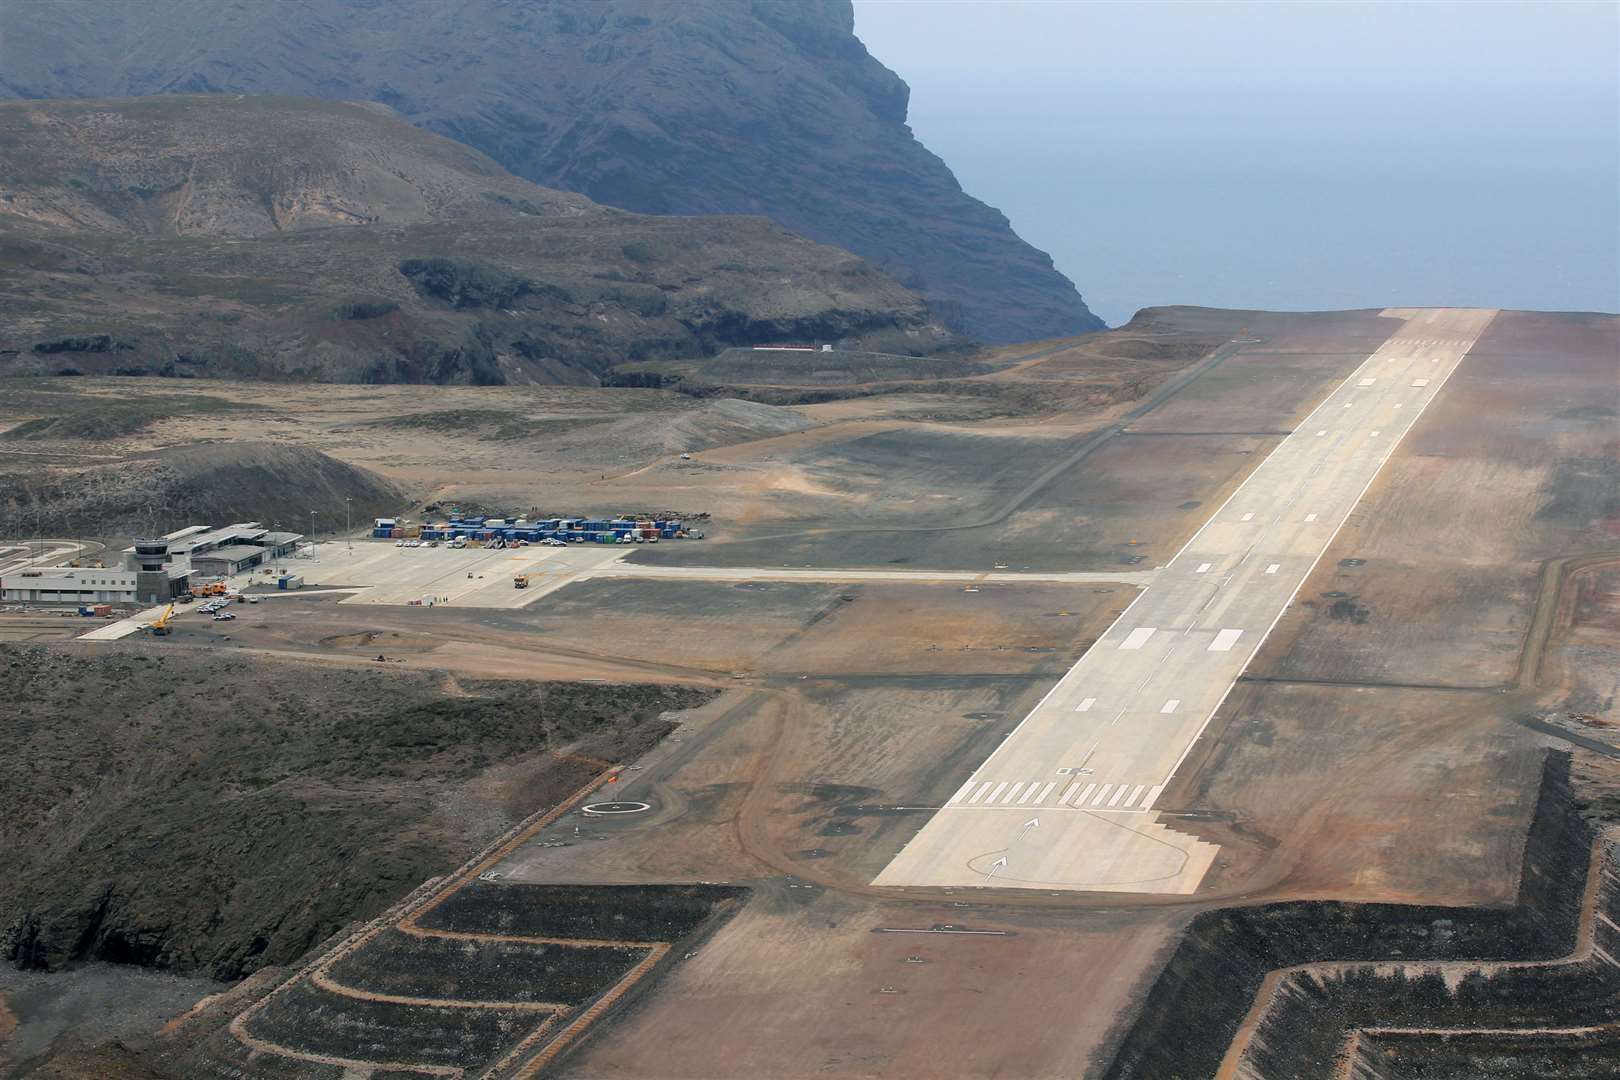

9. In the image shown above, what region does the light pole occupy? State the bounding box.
[345,497,352,552]
[309,510,317,558]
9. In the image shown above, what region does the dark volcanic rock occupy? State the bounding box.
[0,96,950,384]
[0,439,407,539]
[0,647,716,980]
[0,0,1102,342]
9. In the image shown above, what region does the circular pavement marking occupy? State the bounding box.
[582,801,651,815]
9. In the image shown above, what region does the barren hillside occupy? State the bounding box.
[0,0,1102,342]
[0,97,951,385]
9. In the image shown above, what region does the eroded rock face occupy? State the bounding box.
[0,0,1103,342]
[0,97,951,384]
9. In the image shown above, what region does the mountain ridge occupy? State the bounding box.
[0,0,1104,341]
[0,95,952,385]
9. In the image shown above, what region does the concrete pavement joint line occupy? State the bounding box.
[874,310,1498,893]
[1162,309,1496,789]
[872,927,1013,935]
[300,541,1156,608]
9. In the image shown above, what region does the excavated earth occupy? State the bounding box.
[1,306,1614,1078]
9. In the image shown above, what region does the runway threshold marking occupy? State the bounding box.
[872,309,1498,893]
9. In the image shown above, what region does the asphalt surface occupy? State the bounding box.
[874,308,1500,894]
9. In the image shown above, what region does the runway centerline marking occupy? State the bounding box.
[873,309,1498,894]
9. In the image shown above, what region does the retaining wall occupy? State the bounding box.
[1102,752,1599,1079]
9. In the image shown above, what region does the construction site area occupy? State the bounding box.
[2,305,1618,1078]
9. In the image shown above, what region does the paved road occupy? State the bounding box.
[78,603,171,641]
[0,540,90,577]
[874,308,1499,894]
[292,542,1157,609]
[291,543,628,608]
[585,564,1156,587]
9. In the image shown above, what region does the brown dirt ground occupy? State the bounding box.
[14,307,1616,1079]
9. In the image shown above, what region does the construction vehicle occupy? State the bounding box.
[149,604,175,636]
[513,574,530,589]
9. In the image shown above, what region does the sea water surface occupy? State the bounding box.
[858,2,1619,326]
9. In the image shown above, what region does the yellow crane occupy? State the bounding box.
[150,604,175,636]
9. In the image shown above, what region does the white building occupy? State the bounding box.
[123,522,303,579]
[1,566,138,603]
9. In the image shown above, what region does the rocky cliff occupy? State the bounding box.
[0,0,1103,341]
[0,96,950,384]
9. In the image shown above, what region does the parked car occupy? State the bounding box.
[213,612,236,621]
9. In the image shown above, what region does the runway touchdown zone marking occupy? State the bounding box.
[1119,627,1156,650]
[872,308,1498,894]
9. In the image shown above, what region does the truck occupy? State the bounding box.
[513,574,530,589]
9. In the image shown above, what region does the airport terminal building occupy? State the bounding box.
[121,523,302,600]
[2,523,304,605]
[0,566,140,604]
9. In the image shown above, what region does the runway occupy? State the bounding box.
[873,308,1499,894]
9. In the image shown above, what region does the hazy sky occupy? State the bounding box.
[854,0,1620,324]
